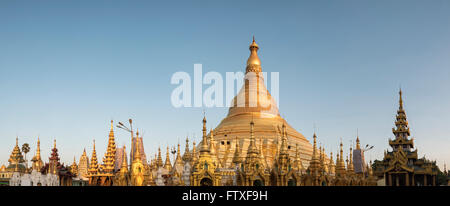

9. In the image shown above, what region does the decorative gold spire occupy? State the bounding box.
[348,146,354,173]
[209,128,221,167]
[71,156,78,176]
[156,147,163,167]
[163,146,172,171]
[120,146,128,173]
[31,137,44,171]
[279,123,288,155]
[200,116,210,155]
[36,137,41,159]
[392,88,410,139]
[134,137,142,161]
[103,120,117,174]
[294,143,304,172]
[131,135,144,186]
[312,133,318,160]
[329,151,335,175]
[247,120,259,155]
[356,129,361,150]
[308,132,321,174]
[8,137,25,171]
[175,142,183,165]
[335,140,346,176]
[232,137,243,164]
[191,140,198,164]
[182,137,191,162]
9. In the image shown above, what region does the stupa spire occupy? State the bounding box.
[88,139,99,175]
[163,146,172,171]
[104,120,117,173]
[156,147,163,167]
[120,146,128,173]
[200,116,210,154]
[36,137,41,159]
[232,137,243,164]
[191,140,198,164]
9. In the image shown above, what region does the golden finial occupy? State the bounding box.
[399,87,403,109]
[247,36,261,67]
[356,129,361,150]
[54,139,56,149]
[16,136,18,146]
[110,119,114,130]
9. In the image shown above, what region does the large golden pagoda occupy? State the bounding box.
[208,38,313,168]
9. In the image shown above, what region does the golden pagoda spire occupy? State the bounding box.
[246,36,261,71]
[200,116,210,155]
[335,140,346,176]
[329,151,335,175]
[312,132,318,160]
[31,137,44,171]
[156,147,163,167]
[294,143,304,172]
[232,137,243,165]
[308,132,321,174]
[134,137,142,161]
[163,146,172,171]
[346,155,349,170]
[131,135,144,186]
[9,136,25,171]
[36,137,41,159]
[191,140,198,164]
[259,138,265,162]
[104,120,117,173]
[319,145,325,173]
[88,139,99,175]
[175,142,183,165]
[393,88,411,141]
[182,137,191,162]
[209,128,221,167]
[356,129,361,150]
[121,146,128,173]
[247,120,259,155]
[279,123,288,155]
[348,146,354,173]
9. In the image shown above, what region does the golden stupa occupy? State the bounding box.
[206,37,313,169]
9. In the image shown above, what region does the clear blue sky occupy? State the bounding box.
[1,0,449,169]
